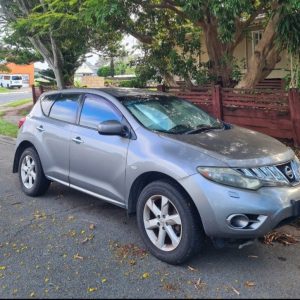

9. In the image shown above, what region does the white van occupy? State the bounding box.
[0,74,23,89]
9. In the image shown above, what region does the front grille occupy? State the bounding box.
[236,159,300,186]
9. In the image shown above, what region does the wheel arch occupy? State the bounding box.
[13,141,37,173]
[127,171,202,223]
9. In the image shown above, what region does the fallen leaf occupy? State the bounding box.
[188,266,197,272]
[245,281,256,288]
[263,231,299,245]
[162,282,177,292]
[142,272,150,279]
[0,266,6,271]
[101,278,107,283]
[231,286,240,295]
[89,224,96,230]
[30,292,35,298]
[73,253,84,260]
[194,278,206,290]
[67,216,75,221]
[87,287,97,293]
[248,255,258,259]
[81,234,94,244]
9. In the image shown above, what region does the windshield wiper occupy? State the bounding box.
[185,124,224,135]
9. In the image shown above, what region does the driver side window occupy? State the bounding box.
[79,94,122,130]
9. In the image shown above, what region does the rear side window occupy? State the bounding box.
[79,94,122,129]
[41,94,57,116]
[49,94,81,123]
[12,76,22,80]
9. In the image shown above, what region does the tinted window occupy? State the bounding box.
[12,76,22,80]
[41,94,57,116]
[49,94,80,123]
[4,76,10,80]
[80,95,121,129]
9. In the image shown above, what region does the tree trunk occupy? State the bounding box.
[202,20,234,87]
[52,67,65,89]
[110,57,115,77]
[236,12,281,89]
[29,36,66,89]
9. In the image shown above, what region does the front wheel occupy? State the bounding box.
[136,180,205,264]
[18,147,50,197]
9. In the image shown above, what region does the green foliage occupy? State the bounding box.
[74,80,87,88]
[118,78,146,88]
[80,0,300,87]
[97,66,111,77]
[277,2,300,88]
[4,99,32,108]
[0,64,11,73]
[0,118,18,138]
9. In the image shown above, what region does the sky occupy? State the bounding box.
[35,35,140,70]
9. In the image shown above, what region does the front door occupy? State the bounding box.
[69,94,130,204]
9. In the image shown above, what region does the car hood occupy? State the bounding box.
[159,125,295,168]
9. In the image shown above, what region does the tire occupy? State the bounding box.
[18,147,50,197]
[136,180,205,265]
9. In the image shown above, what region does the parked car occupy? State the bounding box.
[0,74,23,88]
[13,88,300,264]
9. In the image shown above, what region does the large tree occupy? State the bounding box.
[81,0,300,88]
[0,0,120,89]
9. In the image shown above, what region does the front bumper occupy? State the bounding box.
[180,174,300,239]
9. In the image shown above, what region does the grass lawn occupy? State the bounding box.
[0,87,11,93]
[0,118,18,138]
[4,98,32,108]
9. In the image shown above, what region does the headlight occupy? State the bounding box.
[197,167,262,190]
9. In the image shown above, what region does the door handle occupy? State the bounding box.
[72,137,84,144]
[36,125,45,132]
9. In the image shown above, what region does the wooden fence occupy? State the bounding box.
[164,85,300,147]
[32,84,300,146]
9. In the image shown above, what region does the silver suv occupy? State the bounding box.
[13,88,300,264]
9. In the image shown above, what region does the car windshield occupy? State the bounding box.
[12,76,22,80]
[120,95,222,134]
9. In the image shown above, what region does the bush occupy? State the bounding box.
[118,78,146,88]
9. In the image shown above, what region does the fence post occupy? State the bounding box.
[212,85,223,120]
[289,88,300,147]
[32,85,37,104]
[157,84,166,92]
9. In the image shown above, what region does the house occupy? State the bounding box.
[199,15,289,88]
[74,61,98,79]
[0,62,35,87]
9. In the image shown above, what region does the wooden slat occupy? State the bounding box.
[223,107,289,119]
[224,116,292,130]
[234,125,293,139]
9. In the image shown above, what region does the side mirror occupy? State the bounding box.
[97,120,129,138]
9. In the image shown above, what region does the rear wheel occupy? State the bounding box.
[136,180,205,264]
[18,147,50,196]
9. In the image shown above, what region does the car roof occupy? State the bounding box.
[43,87,166,99]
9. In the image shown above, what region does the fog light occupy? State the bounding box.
[227,214,250,229]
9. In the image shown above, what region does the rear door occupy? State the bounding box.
[69,93,130,204]
[38,93,81,183]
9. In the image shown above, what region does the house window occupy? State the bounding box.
[252,30,263,53]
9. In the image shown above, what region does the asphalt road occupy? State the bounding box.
[0,88,32,105]
[0,137,300,299]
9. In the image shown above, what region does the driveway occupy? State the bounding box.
[0,137,300,299]
[0,88,32,105]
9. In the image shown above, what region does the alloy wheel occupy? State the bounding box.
[143,195,182,251]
